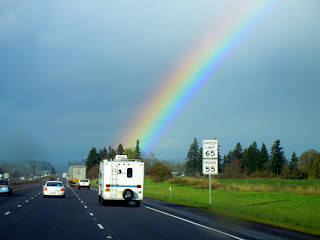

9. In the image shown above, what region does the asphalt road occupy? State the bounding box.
[0,181,319,240]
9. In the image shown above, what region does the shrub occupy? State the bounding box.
[148,162,172,183]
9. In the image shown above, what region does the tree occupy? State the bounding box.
[259,143,269,171]
[270,140,285,176]
[125,148,135,159]
[98,147,108,161]
[298,150,320,179]
[290,151,299,178]
[148,162,172,183]
[108,146,116,159]
[116,144,125,155]
[222,151,232,172]
[86,147,98,171]
[232,143,243,160]
[134,140,142,159]
[51,167,56,175]
[143,152,158,175]
[185,138,201,177]
[243,141,259,173]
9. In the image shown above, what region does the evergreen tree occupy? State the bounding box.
[259,143,269,171]
[51,167,56,175]
[98,147,108,161]
[232,143,243,160]
[243,141,259,173]
[134,140,142,159]
[185,138,200,177]
[270,140,285,176]
[222,151,232,172]
[116,144,125,155]
[218,145,222,173]
[108,146,117,159]
[86,147,98,170]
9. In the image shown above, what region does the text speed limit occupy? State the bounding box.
[202,159,218,175]
[202,140,218,158]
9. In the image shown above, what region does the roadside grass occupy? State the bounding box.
[145,178,320,236]
[170,177,320,195]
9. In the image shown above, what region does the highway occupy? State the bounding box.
[0,181,319,240]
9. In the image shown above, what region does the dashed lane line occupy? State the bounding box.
[97,224,104,230]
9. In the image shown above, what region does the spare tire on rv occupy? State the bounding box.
[122,189,134,201]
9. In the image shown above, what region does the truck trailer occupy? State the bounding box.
[98,155,144,207]
[68,166,86,186]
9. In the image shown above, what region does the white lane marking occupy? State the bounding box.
[144,206,245,240]
[5,212,11,215]
[25,200,29,203]
[89,213,94,216]
[17,205,22,208]
[81,201,83,203]
[97,224,104,230]
[106,236,112,239]
[84,206,87,208]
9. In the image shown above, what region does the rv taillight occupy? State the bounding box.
[137,185,141,188]
[106,184,110,187]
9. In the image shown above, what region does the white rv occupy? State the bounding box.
[98,155,144,207]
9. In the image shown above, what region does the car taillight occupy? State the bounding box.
[137,185,141,188]
[8,187,11,190]
[44,187,47,191]
[61,188,65,191]
[106,184,110,187]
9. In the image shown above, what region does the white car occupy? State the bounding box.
[43,181,65,198]
[78,179,90,189]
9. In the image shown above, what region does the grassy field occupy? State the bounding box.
[145,178,320,236]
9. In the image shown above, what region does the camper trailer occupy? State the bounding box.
[98,155,144,206]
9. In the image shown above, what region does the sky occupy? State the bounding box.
[1,0,319,172]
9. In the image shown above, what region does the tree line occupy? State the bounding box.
[0,160,54,179]
[83,140,142,178]
[185,138,320,179]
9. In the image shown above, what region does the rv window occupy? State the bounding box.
[127,168,132,178]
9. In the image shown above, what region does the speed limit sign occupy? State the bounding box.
[202,159,218,175]
[202,140,218,158]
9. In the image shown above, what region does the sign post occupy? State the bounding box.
[202,139,218,205]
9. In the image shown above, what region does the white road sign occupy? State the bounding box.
[202,159,218,175]
[203,139,218,158]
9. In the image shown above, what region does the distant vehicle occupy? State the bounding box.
[0,179,13,196]
[78,179,90,189]
[68,166,86,187]
[43,181,65,198]
[97,155,144,207]
[62,173,68,179]
[0,173,9,179]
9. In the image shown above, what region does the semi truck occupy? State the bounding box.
[97,155,144,207]
[68,166,86,186]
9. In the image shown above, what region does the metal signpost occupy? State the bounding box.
[202,139,218,205]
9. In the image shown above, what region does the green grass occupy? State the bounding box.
[145,178,320,236]
[170,177,320,194]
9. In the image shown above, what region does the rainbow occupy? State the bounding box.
[116,0,280,152]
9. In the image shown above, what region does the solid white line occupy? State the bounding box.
[5,212,11,215]
[97,224,104,230]
[144,206,245,240]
